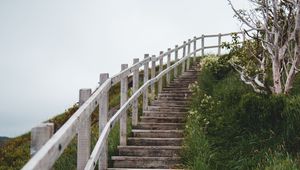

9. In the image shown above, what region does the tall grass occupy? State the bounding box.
[183,55,300,170]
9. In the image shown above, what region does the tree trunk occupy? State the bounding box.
[272,59,282,94]
[284,53,300,94]
[285,5,300,94]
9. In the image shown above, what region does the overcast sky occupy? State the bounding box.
[0,0,249,137]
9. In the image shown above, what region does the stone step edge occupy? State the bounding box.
[111,156,181,161]
[132,129,184,133]
[108,168,184,170]
[128,137,184,141]
[117,146,182,150]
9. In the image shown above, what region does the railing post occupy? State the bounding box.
[143,54,149,112]
[187,39,191,70]
[218,33,222,56]
[158,51,163,93]
[166,48,171,85]
[201,34,205,56]
[98,73,109,170]
[193,36,197,63]
[151,55,156,97]
[174,45,179,78]
[132,58,139,127]
[182,41,186,74]
[30,123,54,157]
[120,64,128,146]
[77,88,92,170]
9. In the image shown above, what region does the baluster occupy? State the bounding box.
[98,73,109,170]
[202,34,205,56]
[143,54,149,112]
[187,39,191,70]
[30,123,54,157]
[182,41,186,74]
[218,33,222,56]
[151,55,156,98]
[174,45,179,78]
[158,51,164,93]
[120,64,128,146]
[77,88,92,170]
[193,36,197,63]
[132,58,139,126]
[166,48,171,85]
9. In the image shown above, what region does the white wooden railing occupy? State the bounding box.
[22,30,248,170]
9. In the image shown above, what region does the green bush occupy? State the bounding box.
[282,96,300,150]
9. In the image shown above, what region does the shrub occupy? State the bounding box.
[237,94,285,133]
[282,96,300,150]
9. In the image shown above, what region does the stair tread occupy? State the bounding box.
[132,129,183,133]
[112,156,181,160]
[107,168,183,170]
[137,122,184,125]
[128,137,183,140]
[141,116,185,119]
[118,146,182,149]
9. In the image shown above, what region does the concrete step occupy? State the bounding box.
[163,87,190,90]
[148,107,188,112]
[134,123,184,130]
[132,129,183,138]
[118,146,182,157]
[127,137,183,146]
[150,103,189,108]
[144,111,185,117]
[155,97,191,102]
[107,168,184,170]
[161,89,191,93]
[112,156,181,168]
[140,116,185,123]
[158,93,191,97]
[152,100,190,104]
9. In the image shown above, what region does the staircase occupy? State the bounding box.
[109,66,199,170]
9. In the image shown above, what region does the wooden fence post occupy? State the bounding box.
[242,31,246,42]
[182,41,186,74]
[30,123,54,157]
[158,51,163,93]
[174,45,179,78]
[187,39,191,70]
[201,34,205,56]
[77,88,92,170]
[218,33,222,56]
[166,48,171,85]
[132,58,139,127]
[98,73,109,170]
[193,36,197,63]
[151,55,156,97]
[143,54,149,112]
[120,64,128,146]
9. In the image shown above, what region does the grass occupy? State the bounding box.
[183,55,300,170]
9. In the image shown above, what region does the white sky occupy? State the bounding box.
[0,0,249,137]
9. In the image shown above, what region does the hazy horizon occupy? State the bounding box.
[0,0,250,137]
